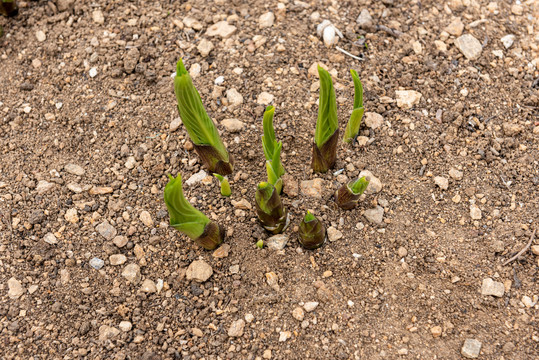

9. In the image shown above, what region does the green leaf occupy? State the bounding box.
[343,69,365,143]
[349,176,369,195]
[304,211,316,222]
[315,66,338,147]
[174,59,229,162]
[213,173,231,197]
[262,106,276,161]
[164,174,210,239]
[351,69,363,109]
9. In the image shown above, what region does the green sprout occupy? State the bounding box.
[298,211,326,249]
[256,239,264,249]
[312,66,339,173]
[164,174,224,250]
[213,173,231,197]
[0,0,18,17]
[335,176,370,210]
[174,58,234,175]
[255,182,289,234]
[262,106,285,193]
[343,69,365,144]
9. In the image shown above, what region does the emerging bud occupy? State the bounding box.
[262,106,285,193]
[255,182,289,234]
[335,176,370,210]
[174,59,233,175]
[298,211,326,250]
[164,174,224,250]
[343,69,365,144]
[213,173,231,197]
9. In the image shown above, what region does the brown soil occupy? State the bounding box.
[1,1,538,359]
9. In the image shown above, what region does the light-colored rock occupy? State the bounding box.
[364,206,384,225]
[461,339,482,358]
[92,10,104,24]
[327,227,343,242]
[213,244,231,258]
[481,278,504,297]
[90,257,104,270]
[183,16,203,30]
[266,234,288,250]
[43,232,58,245]
[170,117,182,132]
[364,112,384,129]
[308,62,329,77]
[231,199,251,210]
[221,118,244,132]
[358,170,382,194]
[292,307,305,321]
[8,278,24,299]
[226,88,244,106]
[300,178,325,198]
[36,180,55,195]
[119,321,132,332]
[395,90,422,109]
[140,279,157,293]
[502,123,523,136]
[454,34,482,60]
[257,92,274,105]
[186,260,213,282]
[125,156,136,169]
[228,319,245,337]
[500,34,515,49]
[282,174,299,197]
[65,164,85,178]
[96,221,117,240]
[109,254,127,266]
[189,63,201,78]
[303,301,319,312]
[398,247,408,258]
[449,168,463,180]
[64,208,79,223]
[434,40,448,52]
[88,186,113,195]
[89,68,98,78]
[431,325,443,338]
[139,211,154,227]
[56,0,75,12]
[279,331,292,342]
[197,39,214,57]
[245,313,255,323]
[206,21,237,39]
[521,295,536,308]
[434,176,449,190]
[185,170,208,186]
[113,236,128,248]
[35,30,46,42]
[66,183,83,193]
[122,264,141,284]
[124,47,140,73]
[191,327,204,337]
[356,9,374,30]
[444,18,464,36]
[265,272,280,291]
[98,325,120,341]
[531,245,539,256]
[470,204,482,220]
[259,12,275,28]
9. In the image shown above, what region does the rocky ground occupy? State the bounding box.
[1,0,538,359]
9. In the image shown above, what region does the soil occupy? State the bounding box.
[1,1,538,359]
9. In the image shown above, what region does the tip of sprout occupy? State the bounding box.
[176,58,188,76]
[304,211,316,222]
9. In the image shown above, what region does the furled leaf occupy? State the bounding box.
[298,211,326,249]
[343,69,365,143]
[314,66,338,148]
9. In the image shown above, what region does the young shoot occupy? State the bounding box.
[164,174,224,250]
[255,182,289,234]
[298,211,326,250]
[174,58,234,175]
[262,106,285,193]
[213,173,231,197]
[335,176,370,210]
[343,69,365,144]
[312,66,339,173]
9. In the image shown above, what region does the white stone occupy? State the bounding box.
[461,339,482,358]
[189,63,201,78]
[303,301,319,312]
[206,21,237,39]
[109,254,127,266]
[197,39,214,57]
[500,34,515,49]
[259,12,275,28]
[279,331,291,342]
[245,313,255,323]
[266,234,288,250]
[327,227,343,242]
[364,206,384,225]
[356,9,374,30]
[43,232,58,245]
[98,325,120,341]
[470,204,482,220]
[226,88,244,106]
[8,278,24,299]
[481,278,504,297]
[186,260,213,282]
[139,211,154,227]
[140,279,157,293]
[64,208,79,223]
[170,117,182,132]
[221,119,244,132]
[122,264,141,284]
[395,90,422,109]
[449,168,463,180]
[185,170,208,186]
[228,319,245,337]
[64,163,85,176]
[36,180,55,194]
[257,92,274,105]
[67,183,83,193]
[444,18,464,36]
[364,112,384,129]
[125,156,136,169]
[434,176,449,190]
[183,16,202,30]
[300,178,325,198]
[119,321,132,332]
[292,307,305,321]
[454,34,482,60]
[521,295,536,308]
[35,30,46,42]
[92,10,105,24]
[96,221,117,240]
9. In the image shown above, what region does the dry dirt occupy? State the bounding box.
[1,0,539,359]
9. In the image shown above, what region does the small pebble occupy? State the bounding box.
[89,257,104,270]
